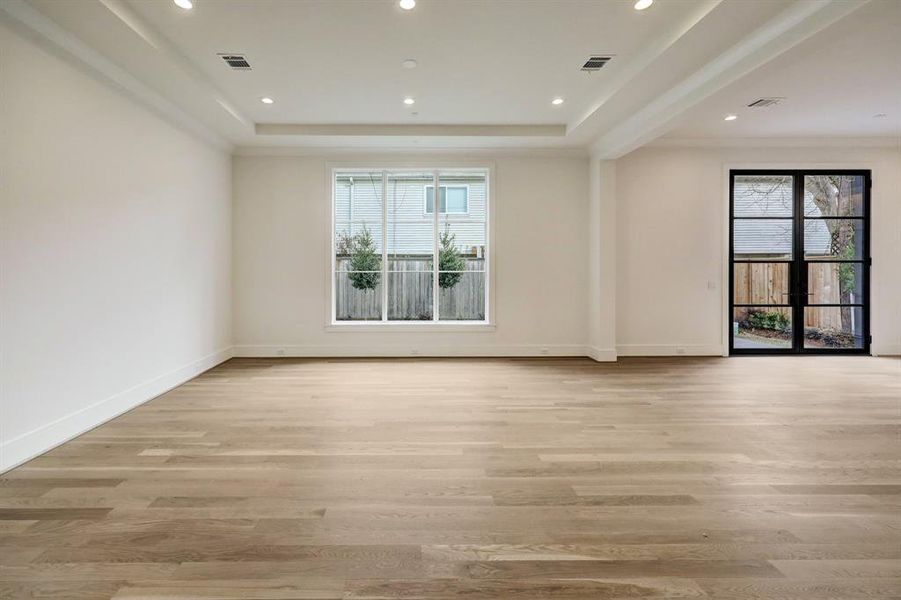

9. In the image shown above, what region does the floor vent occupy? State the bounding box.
[219,54,252,70]
[747,97,785,108]
[581,55,613,72]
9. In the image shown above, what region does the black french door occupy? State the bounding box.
[730,170,870,355]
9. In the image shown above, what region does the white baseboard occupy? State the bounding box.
[586,346,617,362]
[872,343,901,357]
[617,344,725,357]
[0,346,234,473]
[232,344,594,359]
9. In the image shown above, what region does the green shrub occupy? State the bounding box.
[346,226,381,291]
[438,224,466,289]
[747,310,790,332]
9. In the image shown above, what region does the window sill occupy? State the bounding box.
[326,322,495,333]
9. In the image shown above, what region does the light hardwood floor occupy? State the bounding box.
[1,356,900,599]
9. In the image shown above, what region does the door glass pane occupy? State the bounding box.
[733,262,790,305]
[388,172,434,320]
[804,307,864,349]
[733,219,793,260]
[804,175,864,217]
[438,171,487,321]
[733,307,793,350]
[335,172,383,321]
[734,175,793,217]
[804,218,863,260]
[807,263,864,305]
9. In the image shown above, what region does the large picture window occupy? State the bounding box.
[332,169,489,324]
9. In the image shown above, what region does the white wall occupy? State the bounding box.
[0,22,233,471]
[232,153,589,356]
[614,144,901,356]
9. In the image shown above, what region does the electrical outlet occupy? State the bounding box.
[276,348,286,356]
[676,347,686,355]
[410,349,419,356]
[540,348,549,355]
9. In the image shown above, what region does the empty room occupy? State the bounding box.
[1,0,900,598]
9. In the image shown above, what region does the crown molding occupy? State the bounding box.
[255,123,567,137]
[233,145,589,158]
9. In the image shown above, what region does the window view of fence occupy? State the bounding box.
[333,169,488,323]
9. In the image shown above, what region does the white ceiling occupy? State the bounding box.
[665,0,901,139]
[4,0,897,152]
[129,0,698,126]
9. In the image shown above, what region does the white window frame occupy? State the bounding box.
[423,184,470,216]
[328,166,493,330]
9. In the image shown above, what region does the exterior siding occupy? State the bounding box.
[733,179,831,256]
[335,172,487,256]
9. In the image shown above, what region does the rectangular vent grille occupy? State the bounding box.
[747,97,785,108]
[219,54,251,70]
[581,55,613,72]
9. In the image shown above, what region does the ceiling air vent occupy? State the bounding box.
[218,54,251,70]
[581,55,613,72]
[747,97,785,108]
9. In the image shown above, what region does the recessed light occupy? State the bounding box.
[724,114,738,121]
[402,59,418,69]
[173,0,193,9]
[634,0,653,10]
[403,97,415,105]
[551,97,565,106]
[260,97,274,104]
[399,0,415,10]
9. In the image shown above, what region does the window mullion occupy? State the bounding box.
[381,171,388,322]
[331,171,337,324]
[433,171,439,321]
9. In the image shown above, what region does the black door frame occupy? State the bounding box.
[729,169,871,355]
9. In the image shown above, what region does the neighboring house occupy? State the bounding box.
[733,177,832,258]
[335,173,487,257]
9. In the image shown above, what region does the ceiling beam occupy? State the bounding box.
[97,0,252,130]
[256,124,567,137]
[590,0,871,159]
[568,0,723,134]
[647,136,901,149]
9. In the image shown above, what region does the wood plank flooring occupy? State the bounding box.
[1,356,899,599]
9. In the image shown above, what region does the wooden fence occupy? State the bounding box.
[733,262,842,329]
[336,257,485,321]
